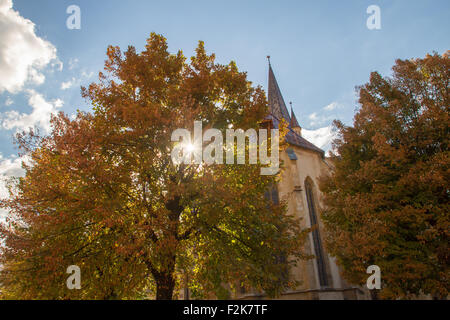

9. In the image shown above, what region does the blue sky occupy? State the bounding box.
[0,0,449,194]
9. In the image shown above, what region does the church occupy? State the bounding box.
[233,60,369,300]
[178,61,370,300]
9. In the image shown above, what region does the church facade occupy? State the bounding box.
[234,62,369,300]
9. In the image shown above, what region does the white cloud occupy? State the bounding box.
[29,68,46,85]
[61,71,94,91]
[323,102,340,111]
[0,0,59,93]
[308,111,335,127]
[302,125,337,154]
[61,77,76,90]
[0,154,25,181]
[51,59,64,72]
[1,89,63,133]
[4,97,13,106]
[0,153,28,221]
[68,58,79,70]
[81,70,94,79]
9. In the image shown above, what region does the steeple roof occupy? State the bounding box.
[289,104,301,128]
[268,62,291,123]
[266,59,324,156]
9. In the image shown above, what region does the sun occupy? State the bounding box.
[185,143,195,153]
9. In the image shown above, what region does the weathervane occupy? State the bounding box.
[266,55,271,65]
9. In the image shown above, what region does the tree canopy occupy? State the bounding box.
[320,51,449,299]
[0,33,309,300]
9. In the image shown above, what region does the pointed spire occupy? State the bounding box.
[268,61,291,123]
[289,102,300,128]
[289,102,302,136]
[264,60,322,154]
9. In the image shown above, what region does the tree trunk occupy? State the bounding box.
[155,272,176,300]
[370,290,379,300]
[152,194,182,300]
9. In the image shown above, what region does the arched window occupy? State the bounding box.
[305,179,329,288]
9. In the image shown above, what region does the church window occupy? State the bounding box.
[305,179,329,288]
[286,148,298,160]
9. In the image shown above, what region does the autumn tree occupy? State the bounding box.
[0,33,309,300]
[320,51,449,299]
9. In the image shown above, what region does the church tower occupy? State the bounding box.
[237,60,368,300]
